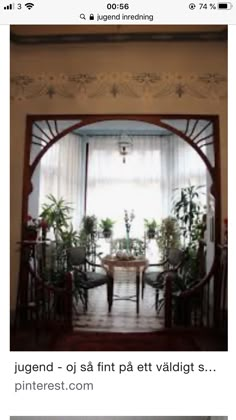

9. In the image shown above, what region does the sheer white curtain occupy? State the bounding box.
[162,135,207,212]
[86,135,207,239]
[38,133,83,230]
[86,136,164,238]
[37,132,206,237]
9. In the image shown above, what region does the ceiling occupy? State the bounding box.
[74,120,171,136]
[40,119,210,138]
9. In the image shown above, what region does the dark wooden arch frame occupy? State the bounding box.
[21,113,222,326]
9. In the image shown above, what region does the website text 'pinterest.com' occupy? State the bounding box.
[0,0,235,419]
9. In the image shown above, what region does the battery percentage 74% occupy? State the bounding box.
[199,3,216,9]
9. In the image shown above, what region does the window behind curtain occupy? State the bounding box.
[86,136,163,238]
[38,133,84,230]
[86,135,207,239]
[36,132,207,239]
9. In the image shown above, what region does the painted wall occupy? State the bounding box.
[10,38,227,310]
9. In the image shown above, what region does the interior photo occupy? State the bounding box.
[10,25,228,351]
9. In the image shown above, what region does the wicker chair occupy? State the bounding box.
[67,246,112,312]
[142,248,186,310]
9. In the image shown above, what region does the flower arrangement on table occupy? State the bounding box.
[124,209,135,250]
[114,210,135,259]
[124,209,135,233]
[112,237,145,260]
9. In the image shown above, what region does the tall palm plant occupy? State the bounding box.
[172,184,205,250]
[40,194,73,241]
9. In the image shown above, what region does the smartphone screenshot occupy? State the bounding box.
[1,0,234,419]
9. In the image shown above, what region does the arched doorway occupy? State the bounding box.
[20,114,222,330]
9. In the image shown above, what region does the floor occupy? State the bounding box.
[73,269,164,332]
[11,327,227,351]
[11,269,227,351]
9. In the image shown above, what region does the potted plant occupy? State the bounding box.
[23,215,40,241]
[78,215,97,261]
[40,194,73,241]
[171,185,207,325]
[155,247,200,326]
[157,216,181,260]
[80,215,97,236]
[60,225,80,248]
[172,250,204,326]
[59,225,80,269]
[144,218,158,239]
[99,218,115,238]
[172,184,205,250]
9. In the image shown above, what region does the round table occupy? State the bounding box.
[102,256,148,314]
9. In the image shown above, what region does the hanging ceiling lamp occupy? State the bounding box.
[118,133,133,163]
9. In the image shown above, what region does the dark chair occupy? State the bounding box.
[142,248,186,311]
[67,246,112,312]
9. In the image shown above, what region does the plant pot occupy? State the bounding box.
[147,230,156,239]
[103,230,112,239]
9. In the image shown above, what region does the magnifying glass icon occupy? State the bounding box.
[80,13,86,19]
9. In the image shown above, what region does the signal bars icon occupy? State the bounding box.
[4,3,14,9]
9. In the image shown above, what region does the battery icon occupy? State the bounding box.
[218,2,233,9]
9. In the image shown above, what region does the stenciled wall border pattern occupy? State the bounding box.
[10,71,227,101]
